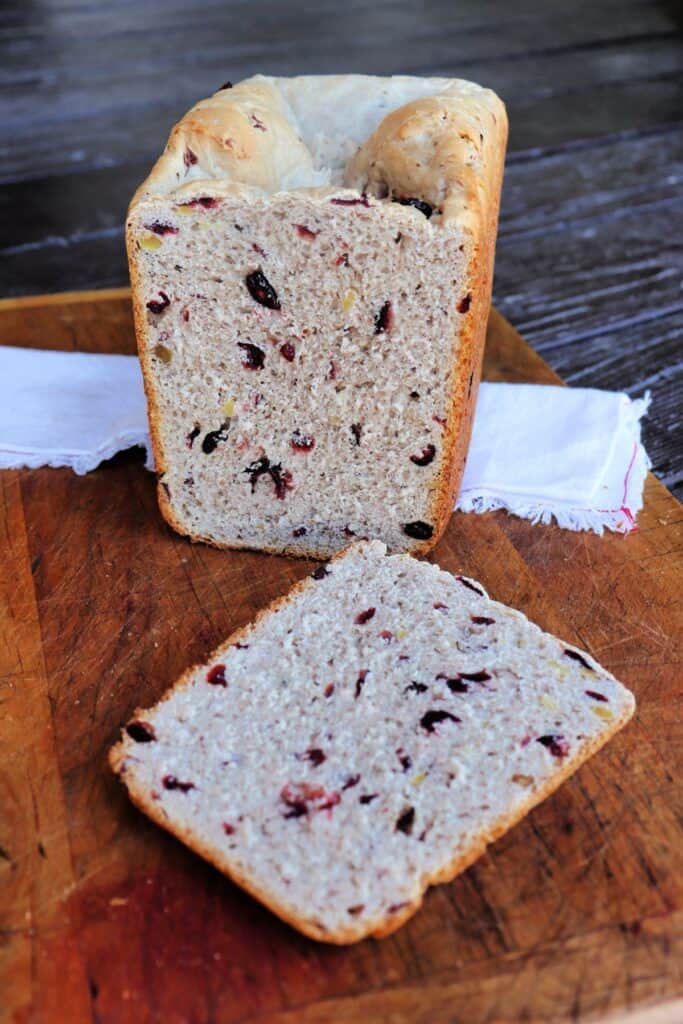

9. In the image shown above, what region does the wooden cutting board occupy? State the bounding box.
[1,290,681,1024]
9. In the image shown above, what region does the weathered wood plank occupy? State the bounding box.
[501,129,683,236]
[2,38,682,183]
[0,472,93,1022]
[543,312,683,493]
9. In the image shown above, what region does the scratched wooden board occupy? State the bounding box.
[0,292,681,1024]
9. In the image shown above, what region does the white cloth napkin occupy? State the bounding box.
[0,346,650,535]
[458,382,650,534]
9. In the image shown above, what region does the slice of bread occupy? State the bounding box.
[126,75,507,558]
[110,541,634,944]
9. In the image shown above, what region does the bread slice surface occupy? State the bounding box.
[110,541,635,943]
[127,74,507,557]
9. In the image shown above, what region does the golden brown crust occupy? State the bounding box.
[421,93,508,555]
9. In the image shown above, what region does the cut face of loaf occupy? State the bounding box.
[127,75,508,558]
[110,541,635,945]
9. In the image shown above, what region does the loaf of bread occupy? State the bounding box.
[126,75,507,557]
[110,540,634,944]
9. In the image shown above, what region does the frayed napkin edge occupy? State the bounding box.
[0,433,153,475]
[456,392,651,535]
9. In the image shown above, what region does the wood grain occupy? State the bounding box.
[0,292,681,1024]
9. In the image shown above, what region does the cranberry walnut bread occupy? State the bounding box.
[126,75,507,557]
[110,541,635,944]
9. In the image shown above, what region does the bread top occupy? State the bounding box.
[131,74,507,233]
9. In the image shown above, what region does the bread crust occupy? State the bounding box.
[127,75,508,560]
[110,542,635,945]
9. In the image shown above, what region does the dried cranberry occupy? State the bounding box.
[206,664,227,687]
[250,114,266,131]
[380,630,394,643]
[586,690,608,702]
[126,720,156,743]
[146,291,170,315]
[186,424,201,449]
[237,342,265,370]
[410,391,420,399]
[202,422,230,454]
[280,782,325,818]
[459,670,491,683]
[537,735,570,758]
[245,270,280,309]
[336,252,349,266]
[331,195,370,207]
[293,526,307,537]
[328,360,338,380]
[283,800,307,819]
[344,525,356,537]
[359,793,378,804]
[397,749,412,771]
[234,643,249,650]
[457,576,485,596]
[396,807,415,835]
[355,669,369,698]
[458,293,472,314]
[342,774,361,790]
[564,649,595,671]
[181,197,218,209]
[403,521,433,540]
[420,709,460,734]
[280,341,295,361]
[355,608,376,625]
[347,904,365,915]
[223,822,235,835]
[350,422,362,446]
[296,224,318,239]
[291,430,315,452]
[145,222,178,236]
[434,603,448,611]
[410,444,436,466]
[393,196,434,218]
[162,776,195,792]
[299,748,326,767]
[183,148,198,168]
[313,565,329,580]
[438,675,468,694]
[324,683,335,697]
[182,308,190,322]
[405,681,427,694]
[244,457,292,499]
[472,615,495,625]
[252,242,266,257]
[271,465,293,499]
[374,300,393,334]
[319,792,340,812]
[388,902,410,913]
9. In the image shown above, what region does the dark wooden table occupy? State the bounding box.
[1,0,681,499]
